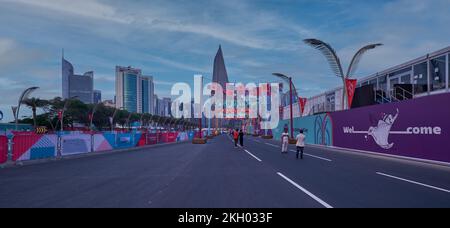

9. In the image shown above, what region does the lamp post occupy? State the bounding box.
[303,39,382,110]
[15,87,39,130]
[273,73,296,139]
[60,96,78,132]
[111,107,124,132]
[89,103,100,131]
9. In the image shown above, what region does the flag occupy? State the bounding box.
[345,79,358,108]
[299,97,307,114]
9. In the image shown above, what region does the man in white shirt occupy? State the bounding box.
[296,129,306,159]
[281,127,289,154]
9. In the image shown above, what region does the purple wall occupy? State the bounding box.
[330,93,450,163]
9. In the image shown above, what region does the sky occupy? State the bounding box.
[0,0,450,122]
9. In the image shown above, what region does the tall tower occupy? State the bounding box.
[212,45,229,89]
[212,45,230,129]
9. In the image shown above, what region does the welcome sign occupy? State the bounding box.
[330,93,450,163]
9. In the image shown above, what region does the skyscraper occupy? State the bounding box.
[141,76,155,114]
[115,66,155,114]
[212,45,229,89]
[212,45,229,127]
[62,56,94,104]
[93,90,102,104]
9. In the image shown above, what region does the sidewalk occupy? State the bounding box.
[0,140,190,169]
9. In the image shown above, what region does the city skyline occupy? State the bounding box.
[1,0,450,122]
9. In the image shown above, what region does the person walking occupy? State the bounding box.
[239,129,244,147]
[281,126,289,154]
[233,129,239,148]
[296,129,306,159]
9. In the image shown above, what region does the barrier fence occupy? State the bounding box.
[2,131,194,164]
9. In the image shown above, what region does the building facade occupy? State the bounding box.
[141,76,155,114]
[283,46,450,119]
[62,58,94,104]
[93,90,102,104]
[116,66,155,114]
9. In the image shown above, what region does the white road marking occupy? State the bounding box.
[265,143,280,148]
[244,149,262,162]
[277,172,333,208]
[290,150,332,162]
[376,172,450,193]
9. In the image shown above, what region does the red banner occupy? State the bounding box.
[58,110,63,120]
[0,136,7,164]
[345,79,358,108]
[299,97,307,114]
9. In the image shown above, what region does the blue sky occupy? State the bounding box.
[1,0,450,122]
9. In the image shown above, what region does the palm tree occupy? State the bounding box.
[22,98,48,128]
[303,39,382,110]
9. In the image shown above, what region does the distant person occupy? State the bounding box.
[296,129,306,159]
[281,127,289,154]
[239,129,244,147]
[233,129,239,148]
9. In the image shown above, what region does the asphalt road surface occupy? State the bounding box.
[0,134,449,208]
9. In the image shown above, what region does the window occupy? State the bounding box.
[413,62,428,95]
[378,75,387,93]
[430,55,446,92]
[369,79,377,89]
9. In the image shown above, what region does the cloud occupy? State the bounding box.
[2,0,312,51]
[3,0,132,24]
[0,38,43,73]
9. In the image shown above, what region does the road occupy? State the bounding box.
[0,134,449,208]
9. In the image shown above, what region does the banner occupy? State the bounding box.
[12,133,57,161]
[0,136,7,164]
[299,97,307,115]
[345,79,358,108]
[330,93,450,163]
[61,134,92,155]
[93,134,113,152]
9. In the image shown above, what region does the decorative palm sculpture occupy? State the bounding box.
[303,39,382,110]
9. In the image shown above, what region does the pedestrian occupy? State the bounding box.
[233,129,239,148]
[296,129,306,159]
[239,129,244,147]
[281,126,289,154]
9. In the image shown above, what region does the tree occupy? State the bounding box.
[22,98,49,128]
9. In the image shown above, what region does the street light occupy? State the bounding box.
[303,39,382,110]
[89,103,100,131]
[273,73,298,139]
[60,96,78,131]
[111,107,124,132]
[15,87,39,130]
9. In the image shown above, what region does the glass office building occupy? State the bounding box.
[115,66,155,114]
[62,58,94,104]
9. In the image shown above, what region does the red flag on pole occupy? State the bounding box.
[58,110,63,120]
[299,97,307,114]
[345,79,358,108]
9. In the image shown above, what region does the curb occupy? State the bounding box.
[257,138,450,168]
[307,144,450,168]
[0,140,190,169]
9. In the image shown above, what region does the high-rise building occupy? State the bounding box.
[62,57,94,104]
[153,94,161,116]
[116,66,155,114]
[141,76,155,114]
[212,45,229,90]
[162,97,172,117]
[93,90,102,104]
[116,66,141,113]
